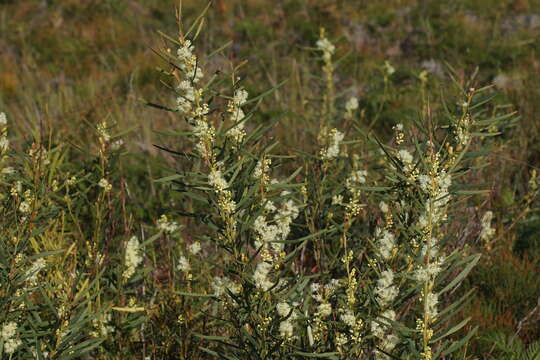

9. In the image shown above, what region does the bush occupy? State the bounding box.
[0,4,520,360]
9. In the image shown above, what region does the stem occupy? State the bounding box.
[423,195,433,357]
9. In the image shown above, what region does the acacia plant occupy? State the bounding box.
[0,4,519,360]
[148,5,516,360]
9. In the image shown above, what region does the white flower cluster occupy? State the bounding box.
[332,194,343,205]
[177,40,195,64]
[253,216,279,250]
[316,37,335,62]
[17,189,35,222]
[177,80,196,114]
[175,39,216,162]
[97,121,111,146]
[345,97,358,113]
[416,263,443,323]
[28,143,50,166]
[26,258,46,285]
[276,196,300,242]
[276,302,297,339]
[371,310,399,360]
[211,276,241,297]
[371,310,395,339]
[253,262,273,291]
[320,128,344,160]
[455,103,471,147]
[18,190,33,215]
[157,214,180,234]
[208,169,228,191]
[417,171,451,229]
[372,198,400,357]
[413,154,454,353]
[174,36,239,247]
[10,180,22,196]
[345,169,367,192]
[176,39,204,115]
[276,302,291,317]
[192,115,214,156]
[335,304,363,351]
[479,210,495,242]
[90,313,114,338]
[264,200,277,213]
[375,270,399,307]
[311,280,339,315]
[253,158,271,183]
[279,318,294,339]
[384,60,395,76]
[340,309,356,327]
[177,255,190,273]
[341,168,368,218]
[1,321,22,355]
[208,169,236,216]
[226,89,249,143]
[344,97,359,120]
[393,123,405,145]
[397,149,414,167]
[414,261,442,284]
[250,175,299,296]
[424,291,439,320]
[413,243,444,283]
[188,241,201,255]
[252,190,299,256]
[123,236,142,280]
[379,201,389,214]
[316,302,332,318]
[309,280,341,345]
[98,178,112,192]
[0,112,9,155]
[111,139,124,150]
[375,228,395,260]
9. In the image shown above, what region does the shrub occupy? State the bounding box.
[0,4,519,360]
[142,6,515,360]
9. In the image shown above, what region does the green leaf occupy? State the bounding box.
[440,326,478,357]
[439,254,480,294]
[176,291,215,298]
[432,317,471,343]
[154,174,184,183]
[194,333,232,341]
[469,93,496,110]
[61,338,105,360]
[140,231,163,247]
[454,189,491,195]
[292,351,340,359]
